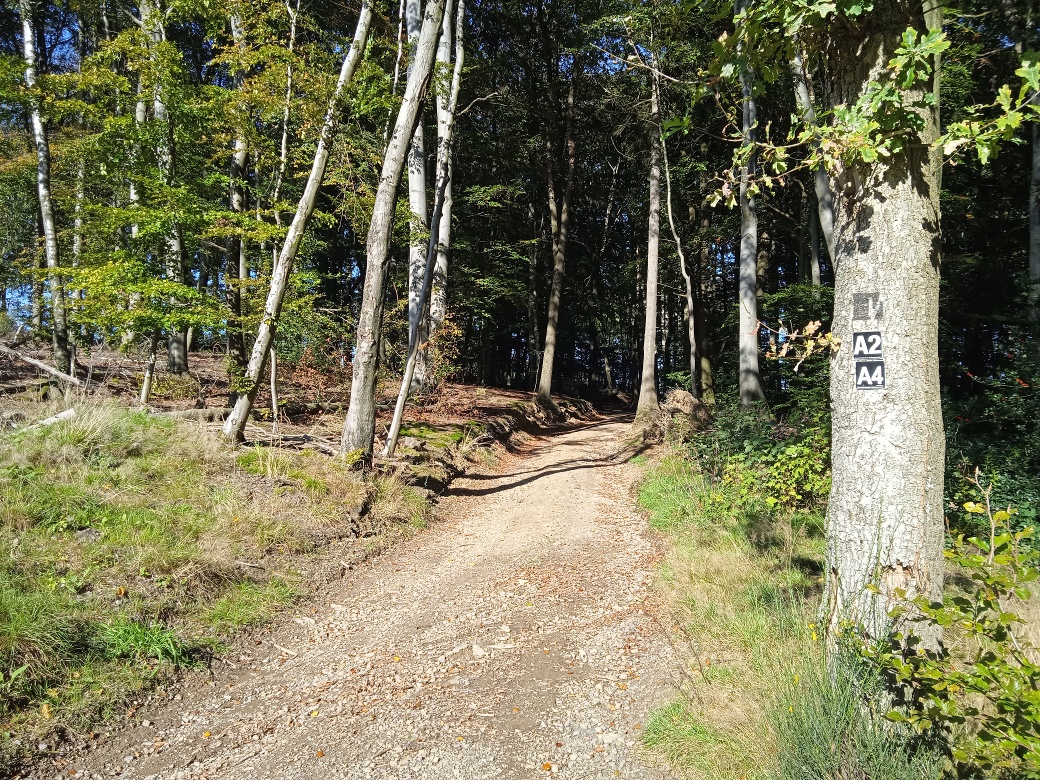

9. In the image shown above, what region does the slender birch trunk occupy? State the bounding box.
[384,0,465,458]
[226,6,250,385]
[406,0,429,390]
[790,47,836,264]
[340,0,447,459]
[20,0,71,374]
[1030,122,1040,317]
[535,64,578,406]
[636,75,662,421]
[222,2,374,442]
[697,143,715,405]
[427,0,462,368]
[736,0,765,406]
[662,114,698,397]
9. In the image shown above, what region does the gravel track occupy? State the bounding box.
[46,417,674,780]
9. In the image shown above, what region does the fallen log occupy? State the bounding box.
[0,379,48,396]
[0,344,84,387]
[33,408,77,428]
[156,408,232,423]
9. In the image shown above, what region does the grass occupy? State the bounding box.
[638,445,959,780]
[637,451,826,780]
[0,401,429,770]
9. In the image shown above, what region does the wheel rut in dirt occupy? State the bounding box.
[55,416,673,780]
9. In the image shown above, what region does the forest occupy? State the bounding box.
[1,0,1039,777]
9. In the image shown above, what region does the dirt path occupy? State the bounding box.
[51,417,673,780]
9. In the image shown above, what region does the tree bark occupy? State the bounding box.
[384,0,465,459]
[139,330,161,404]
[790,46,837,263]
[222,1,373,442]
[662,114,698,397]
[1030,122,1040,317]
[737,0,765,406]
[406,0,430,392]
[340,0,446,459]
[536,63,578,406]
[636,75,662,420]
[20,0,71,374]
[527,203,542,386]
[824,0,945,640]
[138,0,189,373]
[226,5,250,382]
[428,0,462,367]
[809,199,823,285]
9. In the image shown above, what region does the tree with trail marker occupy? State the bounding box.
[724,0,950,640]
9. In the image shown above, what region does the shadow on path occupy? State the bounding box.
[447,416,645,498]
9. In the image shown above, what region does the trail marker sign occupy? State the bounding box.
[852,331,885,390]
[852,331,883,358]
[855,360,886,389]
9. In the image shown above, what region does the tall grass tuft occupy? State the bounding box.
[768,646,945,780]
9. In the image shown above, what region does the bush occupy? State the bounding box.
[689,400,831,514]
[861,497,1040,779]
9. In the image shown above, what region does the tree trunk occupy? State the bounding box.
[139,330,161,405]
[697,145,715,405]
[406,0,429,391]
[809,201,823,285]
[384,0,465,459]
[790,46,837,262]
[662,114,698,397]
[527,203,542,387]
[20,0,71,374]
[226,6,250,383]
[138,0,189,373]
[1030,122,1040,317]
[824,1,945,640]
[536,64,578,406]
[737,0,765,406]
[428,0,462,370]
[636,76,662,421]
[222,1,373,442]
[340,0,446,459]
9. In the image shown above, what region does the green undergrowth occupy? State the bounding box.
[638,447,827,779]
[637,406,1037,780]
[0,402,435,769]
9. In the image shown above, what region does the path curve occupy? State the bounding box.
[53,417,672,780]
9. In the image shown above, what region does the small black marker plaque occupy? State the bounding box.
[855,360,886,390]
[852,331,884,358]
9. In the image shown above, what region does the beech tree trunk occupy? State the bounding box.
[737,0,765,406]
[428,0,461,363]
[535,65,578,406]
[384,0,465,459]
[791,47,836,263]
[809,202,823,285]
[1030,122,1040,317]
[824,1,945,640]
[662,114,698,397]
[138,0,189,373]
[340,0,446,459]
[222,1,373,442]
[226,6,250,382]
[405,0,430,391]
[20,0,71,374]
[636,76,662,421]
